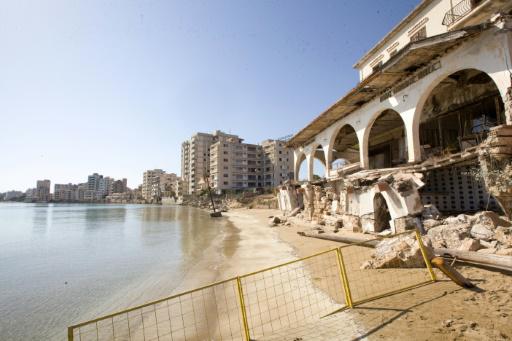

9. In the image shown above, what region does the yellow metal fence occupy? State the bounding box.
[68,230,435,341]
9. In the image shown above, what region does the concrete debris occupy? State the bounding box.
[361,234,432,269]
[494,226,512,247]
[427,223,471,249]
[288,207,301,217]
[470,224,495,241]
[477,248,498,254]
[472,211,511,228]
[479,240,498,249]
[423,219,444,230]
[422,204,441,220]
[496,248,512,256]
[268,216,281,227]
[458,238,481,252]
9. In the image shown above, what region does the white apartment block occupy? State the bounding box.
[181,131,295,193]
[142,169,165,202]
[262,139,294,188]
[210,134,263,191]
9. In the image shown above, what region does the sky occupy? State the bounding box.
[0,0,419,192]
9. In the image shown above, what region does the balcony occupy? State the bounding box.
[442,0,482,26]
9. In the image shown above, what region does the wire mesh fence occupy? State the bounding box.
[69,278,246,341]
[68,230,436,341]
[339,231,434,305]
[239,249,346,339]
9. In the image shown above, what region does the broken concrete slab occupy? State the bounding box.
[427,223,471,249]
[494,226,512,247]
[470,224,495,240]
[458,238,481,252]
[361,234,432,269]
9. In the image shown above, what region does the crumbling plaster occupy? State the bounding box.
[294,28,512,182]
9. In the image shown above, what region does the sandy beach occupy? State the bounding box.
[171,208,512,341]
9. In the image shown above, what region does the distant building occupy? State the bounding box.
[181,131,295,193]
[261,139,294,187]
[112,178,128,194]
[54,183,78,202]
[3,190,24,201]
[142,169,165,202]
[209,133,263,192]
[36,180,51,202]
[87,173,102,191]
[25,188,37,202]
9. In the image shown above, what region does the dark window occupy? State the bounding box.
[410,26,426,42]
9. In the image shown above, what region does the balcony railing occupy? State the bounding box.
[442,0,481,26]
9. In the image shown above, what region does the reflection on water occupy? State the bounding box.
[0,203,235,341]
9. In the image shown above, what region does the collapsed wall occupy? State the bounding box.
[277,126,512,236]
[277,170,426,235]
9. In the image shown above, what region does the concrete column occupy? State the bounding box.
[357,128,369,169]
[306,154,314,181]
[401,107,421,163]
[322,144,331,178]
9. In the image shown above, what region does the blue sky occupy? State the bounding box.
[0,0,419,191]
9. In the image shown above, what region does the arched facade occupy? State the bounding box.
[328,124,360,172]
[293,28,512,179]
[364,109,407,169]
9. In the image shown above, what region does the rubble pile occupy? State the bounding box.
[424,211,512,256]
[361,233,433,269]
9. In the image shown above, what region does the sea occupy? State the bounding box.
[0,203,231,340]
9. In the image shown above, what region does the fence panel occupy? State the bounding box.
[339,232,434,305]
[69,231,437,341]
[69,278,245,341]
[239,249,346,339]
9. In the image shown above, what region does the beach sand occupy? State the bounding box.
[87,208,512,340]
[220,208,512,341]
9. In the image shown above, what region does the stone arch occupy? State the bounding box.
[363,109,407,169]
[413,68,506,160]
[294,151,307,181]
[328,123,360,171]
[309,144,327,180]
[373,192,392,232]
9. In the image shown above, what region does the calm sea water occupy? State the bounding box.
[0,203,232,341]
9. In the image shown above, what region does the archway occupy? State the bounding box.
[311,145,326,180]
[418,69,505,159]
[296,153,307,181]
[373,193,391,232]
[367,109,407,169]
[331,124,360,170]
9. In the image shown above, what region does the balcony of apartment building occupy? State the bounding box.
[443,0,509,29]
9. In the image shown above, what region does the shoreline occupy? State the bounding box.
[173,208,299,292]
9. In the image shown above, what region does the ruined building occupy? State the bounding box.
[280,0,512,235]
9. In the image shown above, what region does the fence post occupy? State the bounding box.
[415,229,437,281]
[67,327,74,341]
[236,277,251,341]
[336,248,354,308]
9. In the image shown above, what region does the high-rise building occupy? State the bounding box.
[210,134,263,192]
[181,131,294,193]
[112,178,128,194]
[54,183,78,202]
[142,169,165,202]
[181,141,191,195]
[36,180,51,202]
[87,173,102,191]
[261,139,294,187]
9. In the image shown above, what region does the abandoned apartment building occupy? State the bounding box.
[278,0,512,235]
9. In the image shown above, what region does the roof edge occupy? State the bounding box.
[353,0,434,69]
